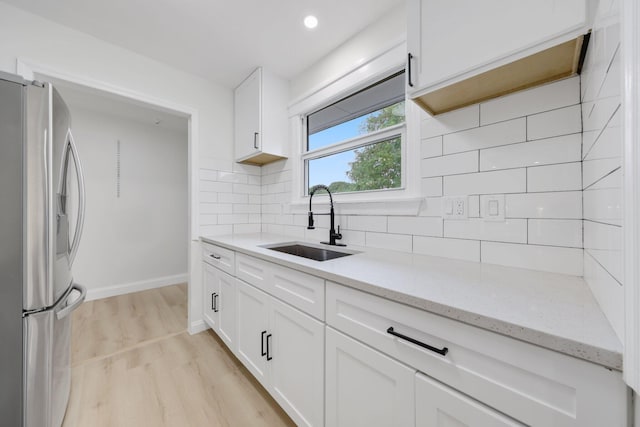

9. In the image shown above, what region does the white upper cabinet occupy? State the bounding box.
[234,67,289,165]
[407,0,596,115]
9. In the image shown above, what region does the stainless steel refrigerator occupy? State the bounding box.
[0,70,87,427]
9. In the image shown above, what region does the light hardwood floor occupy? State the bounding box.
[63,284,295,427]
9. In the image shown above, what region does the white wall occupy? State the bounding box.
[70,108,188,300]
[0,2,234,332]
[580,0,624,341]
[289,6,406,102]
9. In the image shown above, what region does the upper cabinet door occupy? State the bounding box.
[407,0,593,115]
[234,67,289,165]
[234,68,261,161]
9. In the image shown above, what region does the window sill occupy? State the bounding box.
[286,196,424,216]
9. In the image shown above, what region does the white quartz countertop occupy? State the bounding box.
[201,233,623,370]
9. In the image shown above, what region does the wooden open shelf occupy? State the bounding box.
[412,35,586,116]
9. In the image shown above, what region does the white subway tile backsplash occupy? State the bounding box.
[583,253,624,340]
[200,203,233,214]
[527,105,582,140]
[422,151,479,178]
[219,214,249,224]
[527,162,582,192]
[199,214,218,225]
[421,136,443,159]
[583,188,623,225]
[218,193,249,204]
[481,242,583,275]
[199,169,218,181]
[445,169,526,195]
[504,192,582,219]
[468,195,480,217]
[588,168,622,190]
[583,158,620,189]
[388,216,443,237]
[341,230,366,246]
[421,105,479,139]
[200,181,233,193]
[233,183,261,194]
[444,219,527,243]
[582,129,600,158]
[584,220,623,283]
[418,197,443,217]
[234,223,261,234]
[584,119,622,160]
[413,236,480,262]
[528,219,583,248]
[366,232,412,252]
[479,134,581,171]
[199,192,218,203]
[233,204,261,214]
[443,118,526,154]
[199,224,233,236]
[421,177,443,197]
[346,215,387,232]
[480,77,580,125]
[218,171,248,184]
[582,98,620,133]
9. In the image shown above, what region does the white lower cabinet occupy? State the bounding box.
[415,373,523,427]
[325,327,414,427]
[202,262,237,352]
[236,280,324,427]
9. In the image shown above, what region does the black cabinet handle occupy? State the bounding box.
[266,333,273,361]
[211,293,216,311]
[407,53,414,88]
[253,132,259,149]
[387,327,448,356]
[261,330,267,357]
[213,293,219,313]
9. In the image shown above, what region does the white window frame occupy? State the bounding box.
[303,122,407,196]
[288,42,422,213]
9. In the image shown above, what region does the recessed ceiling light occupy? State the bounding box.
[304,15,318,29]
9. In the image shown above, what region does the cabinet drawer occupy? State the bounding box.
[236,253,271,292]
[416,372,523,427]
[202,243,235,275]
[236,253,325,320]
[326,282,626,427]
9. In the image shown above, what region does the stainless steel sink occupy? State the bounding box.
[264,243,355,262]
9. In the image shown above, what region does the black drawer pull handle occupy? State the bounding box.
[407,53,414,87]
[253,132,259,149]
[213,293,219,313]
[261,330,267,357]
[266,333,273,361]
[211,293,216,311]
[387,327,448,356]
[210,254,221,260]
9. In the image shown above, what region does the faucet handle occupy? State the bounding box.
[335,225,342,239]
[307,211,315,230]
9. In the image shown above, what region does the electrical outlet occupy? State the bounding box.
[443,196,468,220]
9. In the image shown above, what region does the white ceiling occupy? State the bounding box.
[51,77,188,133]
[4,0,404,88]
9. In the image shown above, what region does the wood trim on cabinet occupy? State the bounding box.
[412,35,586,115]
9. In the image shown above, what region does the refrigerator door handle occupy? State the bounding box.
[66,129,86,266]
[55,283,87,320]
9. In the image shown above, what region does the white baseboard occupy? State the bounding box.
[189,319,209,335]
[85,273,188,301]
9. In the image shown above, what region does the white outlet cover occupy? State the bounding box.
[481,194,505,221]
[443,196,468,220]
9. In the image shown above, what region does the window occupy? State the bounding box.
[303,71,406,195]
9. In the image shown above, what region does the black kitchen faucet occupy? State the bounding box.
[307,185,345,246]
